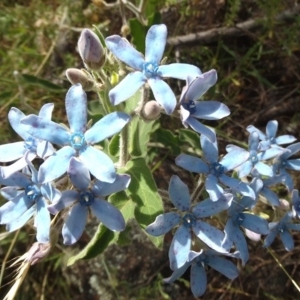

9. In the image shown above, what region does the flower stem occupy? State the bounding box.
[119,123,129,167]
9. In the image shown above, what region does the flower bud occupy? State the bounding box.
[78,29,105,70]
[25,242,51,265]
[141,100,161,120]
[66,68,94,91]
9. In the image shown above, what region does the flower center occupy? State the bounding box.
[250,154,258,165]
[210,162,224,177]
[181,99,196,114]
[182,213,196,228]
[143,62,159,78]
[25,185,41,201]
[70,132,86,150]
[79,191,94,207]
[235,213,245,226]
[24,137,37,152]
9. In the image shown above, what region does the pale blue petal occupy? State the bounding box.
[163,261,191,283]
[145,24,167,64]
[0,172,31,188]
[275,135,296,145]
[21,115,70,145]
[169,225,191,270]
[85,112,131,144]
[68,157,90,190]
[241,213,269,234]
[62,203,87,245]
[35,198,51,243]
[192,193,232,218]
[258,147,283,160]
[260,187,280,206]
[148,77,176,115]
[185,116,216,142]
[105,35,145,70]
[246,125,265,140]
[145,212,181,236]
[38,146,76,183]
[286,159,300,171]
[221,148,249,171]
[200,133,218,164]
[190,263,207,297]
[158,63,201,80]
[92,174,131,197]
[36,141,55,159]
[0,142,26,162]
[205,174,224,201]
[254,161,273,177]
[224,219,248,265]
[280,230,294,251]
[287,142,300,156]
[287,223,300,231]
[193,220,229,253]
[40,182,61,203]
[175,153,209,174]
[79,146,116,183]
[238,161,253,178]
[65,84,87,133]
[1,151,36,178]
[182,69,217,101]
[0,192,33,224]
[1,187,23,200]
[263,228,278,248]
[207,256,239,279]
[38,103,54,120]
[192,101,230,120]
[6,206,35,232]
[48,190,78,214]
[168,175,190,211]
[8,107,30,140]
[91,198,125,231]
[249,131,259,151]
[266,120,278,138]
[220,175,255,199]
[109,72,146,105]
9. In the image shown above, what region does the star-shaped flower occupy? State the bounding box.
[176,132,253,201]
[0,159,60,243]
[0,104,55,178]
[48,157,130,244]
[105,24,201,114]
[263,212,300,251]
[247,120,296,151]
[164,250,239,298]
[179,70,230,142]
[21,84,131,183]
[146,175,232,270]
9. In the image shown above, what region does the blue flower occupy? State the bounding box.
[47,157,130,245]
[272,142,300,191]
[292,189,300,218]
[105,24,201,114]
[20,84,131,183]
[0,104,55,178]
[263,212,300,251]
[247,120,296,151]
[0,159,60,243]
[234,131,283,178]
[145,175,232,270]
[164,250,239,298]
[176,133,253,201]
[179,70,230,142]
[224,194,269,264]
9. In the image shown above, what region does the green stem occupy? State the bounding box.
[119,123,129,167]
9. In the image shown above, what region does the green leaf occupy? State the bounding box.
[20,74,65,92]
[154,128,181,156]
[108,133,120,156]
[120,157,164,248]
[178,128,201,150]
[67,191,135,265]
[87,99,105,116]
[128,18,146,53]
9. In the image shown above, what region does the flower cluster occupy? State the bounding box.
[1,23,300,299]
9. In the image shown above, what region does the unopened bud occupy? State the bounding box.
[141,100,161,120]
[66,68,94,91]
[78,29,105,70]
[25,242,51,265]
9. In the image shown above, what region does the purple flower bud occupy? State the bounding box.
[78,29,105,70]
[141,100,161,120]
[25,242,51,265]
[66,68,94,91]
